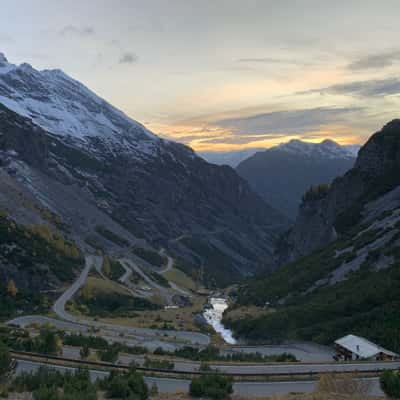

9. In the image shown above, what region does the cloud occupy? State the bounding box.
[348,50,400,70]
[216,107,363,135]
[197,133,290,145]
[309,78,400,97]
[119,52,138,64]
[60,25,95,37]
[237,57,298,64]
[0,35,13,43]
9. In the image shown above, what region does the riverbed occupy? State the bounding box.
[203,297,237,344]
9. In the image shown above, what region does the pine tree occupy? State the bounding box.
[80,345,90,359]
[6,279,18,298]
[0,342,12,378]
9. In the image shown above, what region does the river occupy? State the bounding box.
[203,297,237,344]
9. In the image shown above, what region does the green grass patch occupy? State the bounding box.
[164,268,196,290]
[75,277,161,317]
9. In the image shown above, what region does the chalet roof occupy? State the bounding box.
[335,334,398,359]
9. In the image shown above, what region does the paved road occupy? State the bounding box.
[156,250,192,297]
[117,262,152,298]
[116,351,400,375]
[9,313,210,347]
[120,258,170,296]
[52,254,102,322]
[158,249,173,274]
[57,346,400,377]
[119,262,132,283]
[14,359,384,396]
[221,343,335,363]
[9,254,210,347]
[120,257,192,303]
[33,254,209,345]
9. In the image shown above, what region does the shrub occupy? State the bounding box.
[80,345,90,359]
[63,334,108,350]
[33,385,59,400]
[12,367,97,400]
[0,341,12,377]
[76,287,160,317]
[380,370,400,399]
[190,373,233,400]
[143,357,174,370]
[100,370,148,400]
[36,329,61,355]
[97,345,119,363]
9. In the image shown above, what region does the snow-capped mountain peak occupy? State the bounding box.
[0,53,160,158]
[274,139,359,159]
[0,52,16,74]
[0,52,8,65]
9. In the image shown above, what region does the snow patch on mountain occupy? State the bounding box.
[0,53,161,158]
[200,139,359,168]
[274,139,359,159]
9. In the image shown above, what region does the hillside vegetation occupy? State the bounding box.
[225,206,400,351]
[0,213,84,319]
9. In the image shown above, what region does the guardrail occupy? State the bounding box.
[10,350,399,379]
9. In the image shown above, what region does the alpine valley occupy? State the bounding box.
[2,51,400,380]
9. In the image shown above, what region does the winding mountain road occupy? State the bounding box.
[10,254,210,347]
[158,248,174,274]
[52,254,101,323]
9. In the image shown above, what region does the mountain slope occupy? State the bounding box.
[0,209,84,320]
[198,149,263,167]
[224,120,400,350]
[0,53,157,158]
[0,54,289,286]
[236,139,358,219]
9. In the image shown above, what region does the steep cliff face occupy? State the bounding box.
[278,120,400,264]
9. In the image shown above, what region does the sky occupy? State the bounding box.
[1,0,400,152]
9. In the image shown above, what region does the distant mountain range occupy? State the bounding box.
[236,139,360,219]
[0,53,289,289]
[198,148,263,168]
[199,141,359,168]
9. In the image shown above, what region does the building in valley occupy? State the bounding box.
[334,334,398,361]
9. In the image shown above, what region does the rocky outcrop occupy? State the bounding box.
[278,120,400,264]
